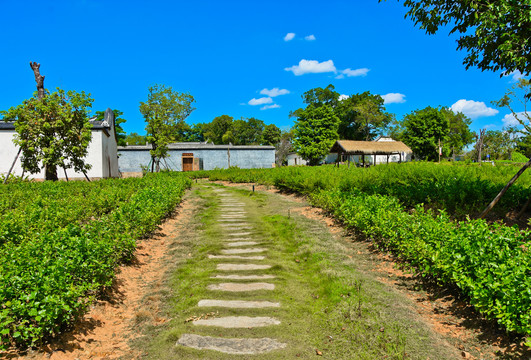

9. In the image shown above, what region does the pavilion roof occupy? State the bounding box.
[330,140,412,155]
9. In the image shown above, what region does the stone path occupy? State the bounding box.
[176,189,287,355]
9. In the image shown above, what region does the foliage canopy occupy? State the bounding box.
[392,0,531,79]
[140,84,195,171]
[2,88,94,179]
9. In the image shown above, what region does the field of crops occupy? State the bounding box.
[0,173,191,349]
[190,162,531,218]
[189,162,531,341]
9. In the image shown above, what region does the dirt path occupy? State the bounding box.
[7,182,529,359]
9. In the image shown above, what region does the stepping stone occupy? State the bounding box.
[217,263,272,271]
[193,316,280,328]
[221,248,265,254]
[220,225,253,230]
[219,219,250,223]
[213,274,276,280]
[226,241,258,247]
[226,232,252,236]
[220,214,246,218]
[208,282,275,291]
[176,334,287,354]
[198,300,280,308]
[222,237,252,242]
[208,255,265,260]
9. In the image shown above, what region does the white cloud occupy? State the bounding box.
[450,99,499,119]
[381,93,406,104]
[338,94,349,101]
[261,104,280,110]
[340,68,370,77]
[305,34,316,41]
[502,112,528,127]
[284,59,336,76]
[335,74,345,79]
[284,32,295,41]
[248,97,273,106]
[260,88,290,97]
[504,70,524,82]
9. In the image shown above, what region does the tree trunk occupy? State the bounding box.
[30,62,58,181]
[479,158,531,218]
[477,129,485,165]
[30,62,45,100]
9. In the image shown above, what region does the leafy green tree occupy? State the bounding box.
[95,109,127,146]
[516,134,531,158]
[203,115,233,144]
[292,85,392,141]
[402,106,449,160]
[293,105,340,165]
[389,0,531,81]
[442,108,474,159]
[185,123,207,142]
[125,132,147,145]
[140,84,195,171]
[483,130,512,160]
[2,88,94,180]
[262,124,282,145]
[338,92,392,140]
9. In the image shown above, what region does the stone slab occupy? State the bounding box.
[198,299,280,308]
[176,334,287,354]
[221,248,265,254]
[226,232,252,236]
[193,316,280,328]
[208,255,265,260]
[218,219,250,223]
[226,241,258,247]
[208,282,275,291]
[222,237,252,242]
[220,225,253,230]
[213,274,276,280]
[217,263,271,271]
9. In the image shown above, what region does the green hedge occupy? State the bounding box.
[0,173,191,349]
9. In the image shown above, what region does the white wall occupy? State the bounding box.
[0,130,115,180]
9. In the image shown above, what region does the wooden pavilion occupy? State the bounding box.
[329,140,413,167]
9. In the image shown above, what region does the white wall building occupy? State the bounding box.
[0,108,120,180]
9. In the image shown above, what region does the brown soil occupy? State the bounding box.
[3,196,195,360]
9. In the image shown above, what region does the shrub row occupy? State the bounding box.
[309,189,531,337]
[0,173,191,349]
[190,162,531,217]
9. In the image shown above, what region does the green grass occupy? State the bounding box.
[131,182,460,359]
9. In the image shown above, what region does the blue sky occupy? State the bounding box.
[0,0,525,136]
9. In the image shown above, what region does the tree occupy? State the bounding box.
[2,88,94,180]
[442,107,474,160]
[275,129,294,166]
[125,132,147,145]
[231,117,265,145]
[293,105,340,165]
[495,79,531,133]
[95,109,127,146]
[140,84,195,171]
[402,106,449,160]
[337,92,392,140]
[262,124,282,145]
[292,85,392,141]
[389,0,531,81]
[203,115,233,144]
